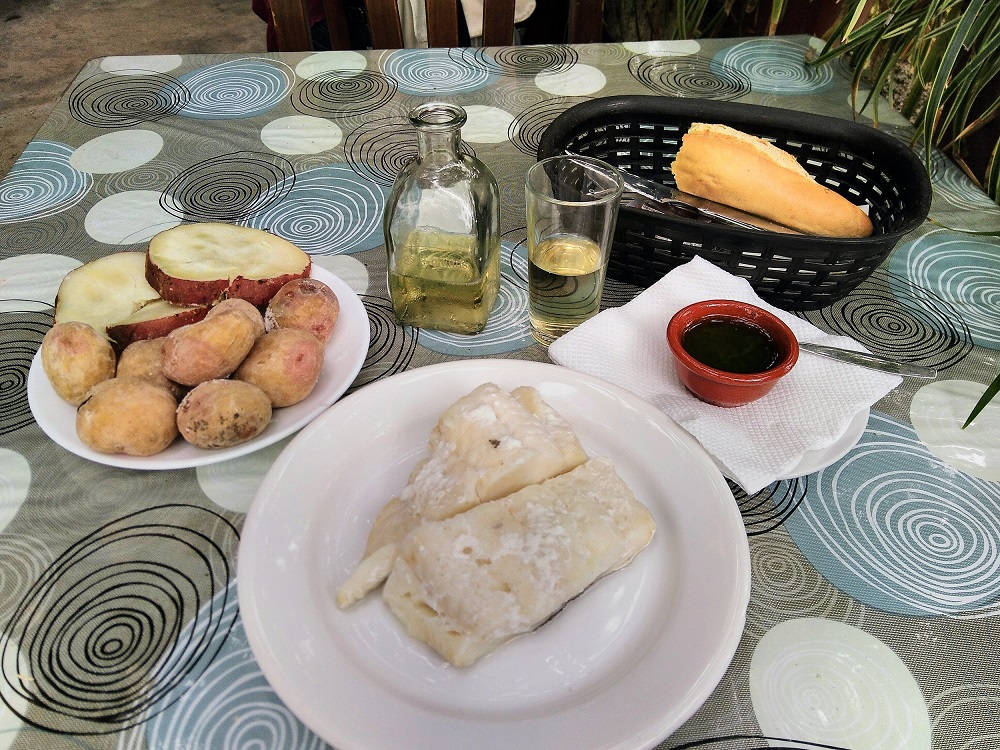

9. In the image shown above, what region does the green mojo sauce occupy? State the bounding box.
[681,316,781,374]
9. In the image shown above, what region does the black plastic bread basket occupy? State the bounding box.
[537,96,932,310]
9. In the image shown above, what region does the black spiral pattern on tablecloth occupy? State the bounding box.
[671,733,850,748]
[67,74,190,128]
[730,478,809,536]
[0,537,54,624]
[600,277,644,309]
[349,295,416,391]
[291,70,398,117]
[503,233,529,287]
[96,161,184,198]
[0,310,49,437]
[454,45,578,78]
[0,504,239,734]
[745,533,866,640]
[0,213,84,259]
[795,270,974,371]
[344,117,476,187]
[628,56,751,100]
[509,96,591,156]
[160,152,295,222]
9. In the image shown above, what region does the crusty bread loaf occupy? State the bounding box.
[671,123,874,238]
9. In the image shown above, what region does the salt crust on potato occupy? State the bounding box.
[41,322,117,406]
[234,328,325,407]
[207,298,266,339]
[265,278,340,343]
[161,306,261,386]
[116,337,186,399]
[176,379,272,449]
[76,377,178,456]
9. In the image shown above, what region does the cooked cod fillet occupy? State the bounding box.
[336,383,588,608]
[381,458,656,667]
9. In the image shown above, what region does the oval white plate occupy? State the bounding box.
[27,266,369,470]
[238,359,751,750]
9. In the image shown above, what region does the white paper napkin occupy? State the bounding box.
[548,256,902,493]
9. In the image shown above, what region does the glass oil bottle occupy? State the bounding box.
[384,102,501,334]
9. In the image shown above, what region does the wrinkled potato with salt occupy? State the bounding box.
[207,297,266,339]
[76,377,178,456]
[265,278,339,343]
[234,328,325,407]
[41,322,117,406]
[161,306,261,386]
[116,337,185,399]
[176,379,272,449]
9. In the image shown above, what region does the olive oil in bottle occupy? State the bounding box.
[388,229,500,334]
[384,103,500,335]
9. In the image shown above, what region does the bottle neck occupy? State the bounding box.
[415,127,462,166]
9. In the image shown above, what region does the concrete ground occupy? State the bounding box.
[1,0,266,178]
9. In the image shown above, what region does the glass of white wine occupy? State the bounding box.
[525,154,624,346]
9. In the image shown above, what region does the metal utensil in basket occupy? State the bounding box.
[538,96,932,311]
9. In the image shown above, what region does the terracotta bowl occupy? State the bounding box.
[666,299,799,408]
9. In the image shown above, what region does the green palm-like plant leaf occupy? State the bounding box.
[963,371,1000,429]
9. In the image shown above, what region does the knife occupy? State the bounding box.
[798,342,937,379]
[564,150,802,234]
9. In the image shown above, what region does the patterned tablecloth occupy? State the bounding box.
[1,34,999,750]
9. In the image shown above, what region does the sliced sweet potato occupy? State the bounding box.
[107,299,209,349]
[54,252,161,341]
[146,223,311,307]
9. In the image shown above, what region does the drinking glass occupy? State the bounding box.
[525,155,624,346]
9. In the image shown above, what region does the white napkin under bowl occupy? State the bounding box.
[548,256,901,493]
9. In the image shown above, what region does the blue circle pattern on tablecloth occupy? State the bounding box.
[0,142,92,223]
[413,242,534,355]
[145,581,330,750]
[888,229,1000,351]
[382,48,498,95]
[713,38,834,95]
[175,59,293,119]
[785,412,1000,618]
[243,164,385,255]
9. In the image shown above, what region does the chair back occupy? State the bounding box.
[267,0,603,51]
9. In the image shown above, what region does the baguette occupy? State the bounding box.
[671,122,874,238]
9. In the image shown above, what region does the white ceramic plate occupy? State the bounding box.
[238,359,751,750]
[27,266,368,470]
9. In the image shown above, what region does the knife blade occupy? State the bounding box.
[564,150,802,234]
[798,342,937,379]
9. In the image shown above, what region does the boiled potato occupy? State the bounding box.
[41,322,117,406]
[265,278,339,343]
[234,329,324,407]
[161,306,260,386]
[176,379,272,449]
[76,378,178,456]
[116,337,186,399]
[207,298,266,339]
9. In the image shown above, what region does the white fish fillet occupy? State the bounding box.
[336,383,588,608]
[382,458,656,667]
